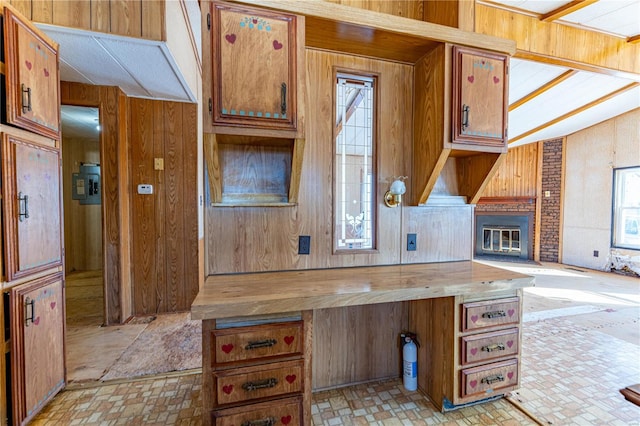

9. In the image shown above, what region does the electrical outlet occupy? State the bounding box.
[407,233,417,251]
[593,250,599,257]
[299,235,311,255]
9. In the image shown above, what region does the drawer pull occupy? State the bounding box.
[481,343,505,352]
[245,338,277,350]
[481,374,504,385]
[482,310,506,319]
[241,417,276,426]
[242,378,278,391]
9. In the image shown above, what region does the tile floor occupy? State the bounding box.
[31,261,640,425]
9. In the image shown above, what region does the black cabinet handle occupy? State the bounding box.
[25,297,35,326]
[462,104,470,130]
[482,310,506,319]
[245,338,277,350]
[241,418,276,426]
[18,192,29,222]
[281,82,287,116]
[22,84,32,113]
[242,378,278,391]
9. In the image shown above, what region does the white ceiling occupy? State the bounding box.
[61,105,100,141]
[486,0,640,146]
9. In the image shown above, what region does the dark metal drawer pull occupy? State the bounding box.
[481,374,504,385]
[462,104,470,130]
[22,84,32,113]
[241,418,276,426]
[482,310,506,319]
[245,338,277,350]
[18,192,29,221]
[242,378,278,391]
[25,297,35,327]
[281,82,287,116]
[481,343,506,352]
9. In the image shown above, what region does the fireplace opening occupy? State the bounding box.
[475,213,532,260]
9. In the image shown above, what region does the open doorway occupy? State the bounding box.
[61,105,104,326]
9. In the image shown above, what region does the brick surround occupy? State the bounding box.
[540,139,563,262]
[476,201,536,259]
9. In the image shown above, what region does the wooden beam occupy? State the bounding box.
[476,3,640,77]
[628,34,640,44]
[509,70,578,111]
[541,0,599,22]
[509,82,640,144]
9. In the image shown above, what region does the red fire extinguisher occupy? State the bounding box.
[401,332,419,391]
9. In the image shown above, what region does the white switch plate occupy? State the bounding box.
[138,184,153,195]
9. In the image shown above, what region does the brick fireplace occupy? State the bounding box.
[475,198,535,260]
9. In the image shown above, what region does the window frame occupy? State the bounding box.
[611,165,640,251]
[332,68,379,254]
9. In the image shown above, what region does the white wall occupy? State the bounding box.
[562,108,640,270]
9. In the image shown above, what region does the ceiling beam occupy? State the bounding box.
[476,3,640,77]
[541,0,599,22]
[628,34,640,44]
[509,70,578,111]
[508,82,640,144]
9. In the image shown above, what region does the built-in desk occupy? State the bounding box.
[192,261,534,424]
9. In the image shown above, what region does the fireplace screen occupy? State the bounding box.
[482,227,521,253]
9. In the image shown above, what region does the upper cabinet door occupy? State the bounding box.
[10,273,66,426]
[1,132,63,281]
[210,1,298,131]
[452,46,508,149]
[3,6,61,139]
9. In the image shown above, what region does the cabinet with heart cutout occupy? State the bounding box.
[203,315,312,426]
[409,290,523,411]
[207,1,304,136]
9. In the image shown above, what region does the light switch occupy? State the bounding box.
[154,158,164,170]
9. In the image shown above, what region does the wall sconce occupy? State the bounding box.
[384,177,407,208]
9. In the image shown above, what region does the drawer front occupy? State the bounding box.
[213,396,302,426]
[213,321,303,365]
[214,360,303,406]
[462,297,519,332]
[461,328,519,365]
[460,358,518,398]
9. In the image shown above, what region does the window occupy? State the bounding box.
[612,166,640,250]
[334,73,376,251]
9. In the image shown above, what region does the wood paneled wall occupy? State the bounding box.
[206,49,414,274]
[10,0,165,40]
[322,0,423,20]
[129,98,198,315]
[60,82,129,324]
[62,136,102,272]
[481,143,539,198]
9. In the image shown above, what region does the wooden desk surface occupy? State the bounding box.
[191,261,534,320]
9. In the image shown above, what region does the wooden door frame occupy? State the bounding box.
[60,82,131,324]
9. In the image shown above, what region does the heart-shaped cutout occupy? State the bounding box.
[471,315,479,323]
[281,415,292,425]
[284,335,294,345]
[225,34,236,44]
[50,302,56,310]
[493,76,500,84]
[221,343,234,354]
[508,309,515,317]
[467,75,474,83]
[222,384,233,394]
[470,348,478,356]
[44,68,50,77]
[34,316,41,326]
[507,340,513,348]
[25,60,32,70]
[507,371,514,380]
[285,374,296,384]
[469,379,477,388]
[273,40,283,50]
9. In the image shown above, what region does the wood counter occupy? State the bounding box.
[191,261,534,320]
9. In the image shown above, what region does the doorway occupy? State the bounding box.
[61,105,104,326]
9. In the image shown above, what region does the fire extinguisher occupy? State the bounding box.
[401,332,419,391]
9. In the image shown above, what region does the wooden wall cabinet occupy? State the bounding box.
[452,46,508,149]
[208,1,303,134]
[1,130,63,282]
[2,6,60,140]
[409,291,523,411]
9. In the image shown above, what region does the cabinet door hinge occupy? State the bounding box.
[207,13,211,31]
[208,98,212,115]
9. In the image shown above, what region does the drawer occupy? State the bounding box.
[213,359,303,406]
[460,358,518,398]
[461,297,519,332]
[212,396,302,426]
[213,321,303,365]
[460,328,519,365]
